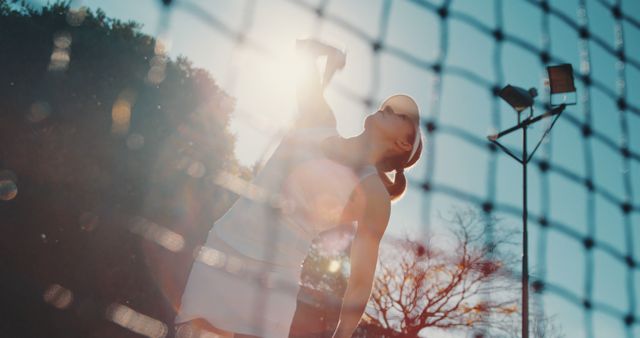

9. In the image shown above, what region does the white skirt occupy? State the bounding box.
[174,229,302,338]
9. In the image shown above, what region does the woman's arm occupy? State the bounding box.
[292,39,344,130]
[332,177,391,338]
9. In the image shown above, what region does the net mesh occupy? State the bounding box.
[5,0,640,337]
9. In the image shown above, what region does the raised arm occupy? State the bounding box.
[292,39,345,130]
[332,176,390,338]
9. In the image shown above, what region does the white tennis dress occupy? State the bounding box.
[174,126,378,337]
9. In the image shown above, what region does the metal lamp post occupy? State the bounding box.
[487,64,576,338]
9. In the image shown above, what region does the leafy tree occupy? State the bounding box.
[0,1,248,337]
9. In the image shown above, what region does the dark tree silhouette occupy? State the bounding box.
[0,1,248,337]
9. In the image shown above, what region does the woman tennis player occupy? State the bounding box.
[174,38,423,338]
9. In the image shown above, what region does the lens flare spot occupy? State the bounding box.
[43,283,74,309]
[48,31,72,71]
[111,89,136,135]
[66,6,87,26]
[111,99,131,131]
[194,245,227,268]
[0,179,18,201]
[105,303,168,338]
[129,216,185,252]
[328,259,341,273]
[146,37,170,85]
[53,32,72,49]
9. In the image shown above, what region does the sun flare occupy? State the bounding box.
[229,42,313,134]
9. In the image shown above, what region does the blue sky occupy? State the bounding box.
[29,0,639,336]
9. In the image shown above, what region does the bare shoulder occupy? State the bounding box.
[355,173,391,239]
[359,173,390,201]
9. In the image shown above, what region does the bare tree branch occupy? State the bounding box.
[361,206,533,336]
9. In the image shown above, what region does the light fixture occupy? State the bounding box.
[486,63,576,338]
[548,63,576,106]
[499,85,538,113]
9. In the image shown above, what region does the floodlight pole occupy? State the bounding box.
[522,111,529,338]
[488,103,566,338]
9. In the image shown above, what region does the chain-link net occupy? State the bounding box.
[2,0,639,337]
